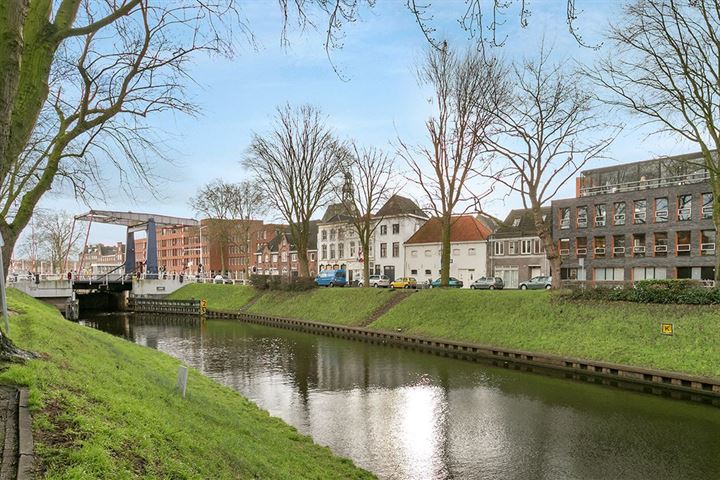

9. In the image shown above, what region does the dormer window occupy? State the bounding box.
[512,218,521,227]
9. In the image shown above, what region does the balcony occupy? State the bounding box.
[701,243,716,253]
[633,245,646,254]
[676,244,691,252]
[580,170,710,197]
[654,210,668,222]
[613,247,625,255]
[614,213,626,224]
[655,245,668,253]
[634,212,647,222]
[702,206,713,219]
[577,218,588,228]
[595,216,606,227]
[594,247,606,255]
[559,249,570,256]
[576,247,588,256]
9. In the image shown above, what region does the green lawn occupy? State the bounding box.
[167,283,256,312]
[1,289,372,479]
[246,288,397,325]
[370,289,720,379]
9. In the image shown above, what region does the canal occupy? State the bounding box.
[81,312,720,480]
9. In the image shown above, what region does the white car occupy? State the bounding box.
[358,274,390,288]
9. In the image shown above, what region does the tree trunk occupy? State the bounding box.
[0,223,17,279]
[361,231,370,288]
[440,214,451,287]
[713,181,720,283]
[533,209,561,289]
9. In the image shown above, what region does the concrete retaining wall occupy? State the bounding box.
[207,310,720,406]
[131,278,186,296]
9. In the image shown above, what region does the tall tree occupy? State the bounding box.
[244,104,347,277]
[399,43,507,287]
[190,179,267,274]
[586,0,720,280]
[337,144,399,287]
[482,46,617,288]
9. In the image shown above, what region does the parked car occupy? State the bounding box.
[359,274,390,288]
[314,269,347,287]
[390,277,417,289]
[430,277,464,288]
[470,277,504,290]
[213,274,233,284]
[519,276,552,290]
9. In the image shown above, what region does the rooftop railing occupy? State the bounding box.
[580,170,710,197]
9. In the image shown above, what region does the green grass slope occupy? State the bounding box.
[167,283,256,312]
[246,288,396,325]
[1,289,372,479]
[370,289,720,379]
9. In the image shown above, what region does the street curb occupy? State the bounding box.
[16,388,33,480]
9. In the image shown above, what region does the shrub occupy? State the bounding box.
[557,279,720,305]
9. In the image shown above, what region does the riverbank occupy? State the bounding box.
[1,289,372,479]
[168,285,720,379]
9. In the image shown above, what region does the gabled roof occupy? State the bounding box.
[376,195,427,218]
[256,221,319,254]
[493,207,551,238]
[405,216,492,244]
[475,213,499,233]
[321,203,355,223]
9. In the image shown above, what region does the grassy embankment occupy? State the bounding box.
[1,288,372,479]
[170,285,720,379]
[166,283,256,312]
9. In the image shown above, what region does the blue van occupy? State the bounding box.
[315,269,347,287]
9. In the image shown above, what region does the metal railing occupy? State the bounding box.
[580,170,710,197]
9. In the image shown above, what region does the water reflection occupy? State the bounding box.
[81,313,720,480]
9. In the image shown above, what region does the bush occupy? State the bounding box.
[249,274,316,292]
[557,279,720,305]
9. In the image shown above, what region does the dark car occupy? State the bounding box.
[519,276,552,290]
[430,277,464,288]
[470,277,504,290]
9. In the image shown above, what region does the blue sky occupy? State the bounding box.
[42,0,696,244]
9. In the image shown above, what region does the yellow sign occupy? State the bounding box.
[661,323,673,335]
[200,299,207,315]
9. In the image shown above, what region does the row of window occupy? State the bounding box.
[558,230,717,258]
[561,266,715,282]
[559,193,713,229]
[320,228,348,242]
[256,252,309,264]
[492,239,544,256]
[320,242,367,260]
[378,223,401,235]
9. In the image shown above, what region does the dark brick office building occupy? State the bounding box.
[551,152,716,285]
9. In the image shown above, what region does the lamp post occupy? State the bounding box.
[0,232,9,334]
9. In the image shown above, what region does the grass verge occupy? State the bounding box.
[1,288,372,479]
[166,283,256,312]
[246,288,397,326]
[370,289,720,379]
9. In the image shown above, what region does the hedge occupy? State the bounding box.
[558,279,720,305]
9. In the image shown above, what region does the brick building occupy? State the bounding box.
[551,152,716,285]
[255,224,319,277]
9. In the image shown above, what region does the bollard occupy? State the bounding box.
[176,365,188,398]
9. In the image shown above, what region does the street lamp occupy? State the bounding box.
[0,232,9,334]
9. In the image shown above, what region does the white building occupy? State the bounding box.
[404,215,491,286]
[371,195,428,281]
[317,203,368,282]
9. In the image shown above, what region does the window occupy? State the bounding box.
[613,235,626,257]
[392,223,400,234]
[561,268,578,280]
[559,238,570,256]
[702,193,713,219]
[392,242,400,257]
[702,230,716,255]
[520,239,533,254]
[272,254,278,263]
[338,229,345,241]
[508,241,517,255]
[425,269,432,275]
[676,231,691,256]
[380,243,387,258]
[380,225,387,235]
[350,242,356,257]
[613,202,626,225]
[633,267,667,281]
[559,208,570,229]
[330,244,336,259]
[494,241,504,256]
[281,251,288,262]
[424,250,431,257]
[310,253,316,261]
[576,206,588,228]
[576,237,587,256]
[468,248,476,256]
[654,197,668,222]
[678,194,692,221]
[594,204,606,227]
[411,269,418,275]
[338,243,345,258]
[533,239,543,254]
[291,253,297,262]
[594,268,625,281]
[411,249,418,257]
[512,218,521,227]
[632,234,646,256]
[654,232,668,256]
[594,236,606,257]
[634,200,647,224]
[330,229,336,241]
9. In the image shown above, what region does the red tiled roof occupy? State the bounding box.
[405,216,492,244]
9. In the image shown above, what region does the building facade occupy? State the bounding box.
[254,224,319,277]
[316,203,365,281]
[404,215,491,286]
[552,152,716,285]
[488,208,552,288]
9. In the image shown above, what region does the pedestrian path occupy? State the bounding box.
[0,386,33,480]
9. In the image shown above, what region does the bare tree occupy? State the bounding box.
[337,144,399,287]
[33,210,84,274]
[190,179,267,274]
[244,104,347,277]
[586,0,720,280]
[482,46,617,288]
[399,43,507,287]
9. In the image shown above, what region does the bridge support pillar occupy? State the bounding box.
[146,218,158,279]
[124,228,135,275]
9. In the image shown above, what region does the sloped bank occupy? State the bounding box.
[1,289,372,479]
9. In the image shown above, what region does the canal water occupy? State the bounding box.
[81,312,720,480]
